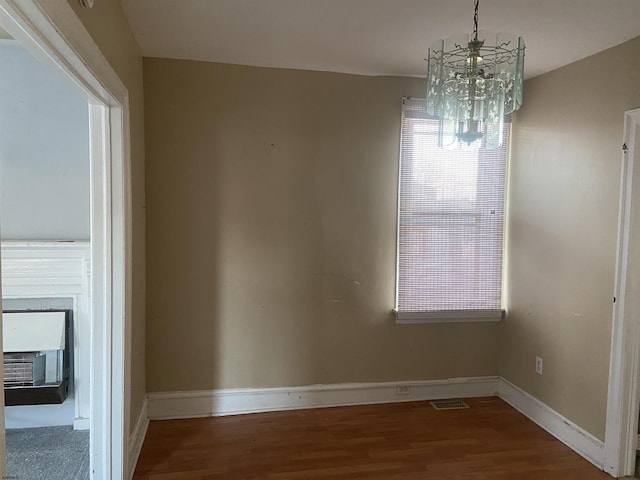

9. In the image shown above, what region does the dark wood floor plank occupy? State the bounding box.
[133,397,611,479]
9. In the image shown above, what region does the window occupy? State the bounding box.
[394,97,509,323]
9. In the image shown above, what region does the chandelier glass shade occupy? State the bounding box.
[426,3,525,149]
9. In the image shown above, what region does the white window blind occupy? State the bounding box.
[395,97,508,323]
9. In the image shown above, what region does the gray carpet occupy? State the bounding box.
[6,425,89,480]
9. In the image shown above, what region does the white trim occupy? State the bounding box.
[394,308,503,324]
[74,417,91,431]
[1,241,91,429]
[604,108,640,478]
[0,2,132,479]
[147,377,500,420]
[127,398,149,480]
[498,378,606,471]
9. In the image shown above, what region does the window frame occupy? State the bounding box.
[394,97,509,324]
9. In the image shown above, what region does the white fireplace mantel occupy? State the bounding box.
[1,241,90,429]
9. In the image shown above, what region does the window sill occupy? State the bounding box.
[393,309,504,324]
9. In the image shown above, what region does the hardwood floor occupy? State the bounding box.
[133,397,611,479]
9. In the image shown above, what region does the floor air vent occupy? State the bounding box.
[429,400,470,410]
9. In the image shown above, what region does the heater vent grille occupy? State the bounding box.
[429,400,470,410]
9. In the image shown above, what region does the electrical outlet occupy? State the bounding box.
[535,356,543,375]
[396,385,410,395]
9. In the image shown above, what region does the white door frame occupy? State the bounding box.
[0,1,132,479]
[604,108,640,478]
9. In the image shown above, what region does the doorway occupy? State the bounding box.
[0,39,91,459]
[603,108,640,478]
[0,1,132,479]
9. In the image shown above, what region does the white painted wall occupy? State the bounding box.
[0,40,89,240]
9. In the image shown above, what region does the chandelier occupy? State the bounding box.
[425,0,525,148]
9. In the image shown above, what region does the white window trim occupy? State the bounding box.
[394,308,504,324]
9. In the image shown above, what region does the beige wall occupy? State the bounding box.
[67,0,146,433]
[144,58,501,392]
[502,36,640,441]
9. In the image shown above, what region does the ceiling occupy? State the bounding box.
[121,0,640,79]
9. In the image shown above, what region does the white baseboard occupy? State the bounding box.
[5,396,76,429]
[128,398,149,480]
[142,376,606,475]
[73,417,90,430]
[147,376,500,420]
[498,377,605,469]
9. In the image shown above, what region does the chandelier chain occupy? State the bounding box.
[473,0,479,40]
